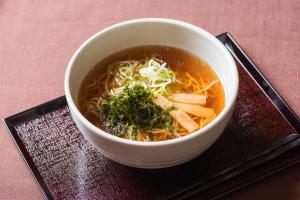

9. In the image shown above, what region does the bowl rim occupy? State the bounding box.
[64,18,239,147]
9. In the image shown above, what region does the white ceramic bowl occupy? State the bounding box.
[65,18,238,169]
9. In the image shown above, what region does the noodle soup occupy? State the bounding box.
[78,45,225,142]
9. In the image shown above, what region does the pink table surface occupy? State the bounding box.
[0,1,299,199]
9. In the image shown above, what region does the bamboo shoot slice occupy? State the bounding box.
[169,93,207,105]
[171,101,215,118]
[154,95,199,132]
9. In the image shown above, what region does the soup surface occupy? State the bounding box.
[78,45,225,141]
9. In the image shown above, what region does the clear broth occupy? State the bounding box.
[78,45,225,130]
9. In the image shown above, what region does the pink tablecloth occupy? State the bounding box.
[0,1,299,199]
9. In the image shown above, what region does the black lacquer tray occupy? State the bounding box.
[4,33,300,200]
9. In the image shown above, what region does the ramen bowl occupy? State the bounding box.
[65,18,238,168]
